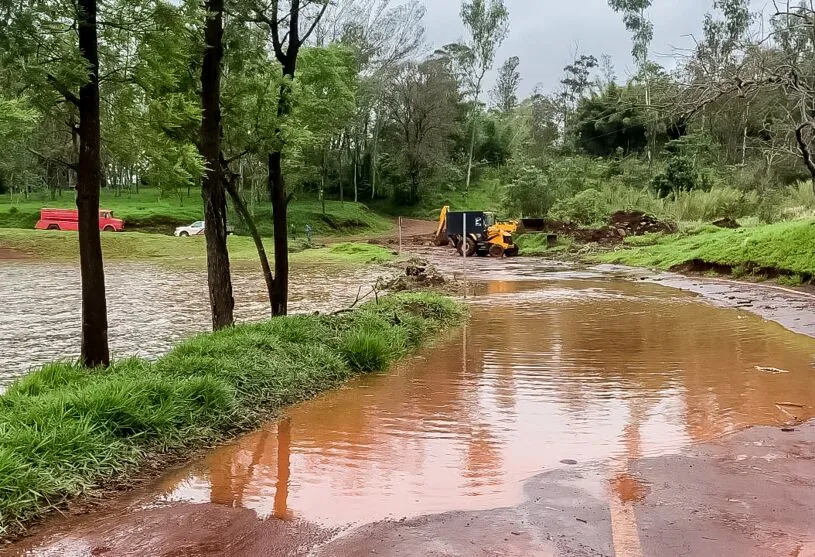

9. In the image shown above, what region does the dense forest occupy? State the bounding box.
[2,0,815,359]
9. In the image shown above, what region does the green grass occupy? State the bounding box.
[598,219,815,277]
[0,229,395,267]
[0,293,465,536]
[0,189,393,237]
[515,233,573,256]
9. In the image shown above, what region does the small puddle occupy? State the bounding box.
[9,275,815,556]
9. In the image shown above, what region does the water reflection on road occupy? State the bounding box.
[150,278,815,525]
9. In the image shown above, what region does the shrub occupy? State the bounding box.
[340,327,395,372]
[550,188,609,226]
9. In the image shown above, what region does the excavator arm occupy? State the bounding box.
[433,205,450,246]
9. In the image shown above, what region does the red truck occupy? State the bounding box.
[35,208,125,232]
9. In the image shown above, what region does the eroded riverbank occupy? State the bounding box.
[6,263,815,557]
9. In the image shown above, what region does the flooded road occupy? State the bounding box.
[0,261,380,387]
[9,270,815,556]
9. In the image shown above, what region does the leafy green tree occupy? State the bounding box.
[455,0,509,191]
[4,0,113,365]
[558,53,598,128]
[607,0,653,65]
[571,83,648,156]
[0,98,38,194]
[251,0,331,316]
[384,59,459,203]
[491,56,520,112]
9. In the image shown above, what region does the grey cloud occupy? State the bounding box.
[420,0,717,97]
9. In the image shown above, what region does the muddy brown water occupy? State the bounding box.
[0,261,380,388]
[7,261,815,556]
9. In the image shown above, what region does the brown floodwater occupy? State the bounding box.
[0,261,381,387]
[9,273,815,557]
[156,279,814,525]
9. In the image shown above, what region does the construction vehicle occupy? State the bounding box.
[433,206,519,257]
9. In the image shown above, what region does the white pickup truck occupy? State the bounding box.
[174,221,234,237]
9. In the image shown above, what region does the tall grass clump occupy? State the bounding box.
[0,293,464,537]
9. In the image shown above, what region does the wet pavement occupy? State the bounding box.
[5,255,815,556]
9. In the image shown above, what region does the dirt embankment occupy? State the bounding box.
[531,211,676,246]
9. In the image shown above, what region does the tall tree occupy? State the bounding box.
[385,59,459,203]
[491,56,520,112]
[457,0,509,190]
[558,53,598,128]
[252,0,330,316]
[76,0,110,365]
[608,0,655,165]
[607,0,653,65]
[200,0,235,330]
[4,0,111,365]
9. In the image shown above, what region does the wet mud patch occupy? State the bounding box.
[0,247,30,260]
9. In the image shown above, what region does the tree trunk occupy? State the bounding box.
[795,123,815,194]
[353,148,358,203]
[339,139,344,206]
[465,81,483,192]
[370,119,380,200]
[199,0,234,330]
[465,119,476,191]
[224,177,275,317]
[320,146,327,214]
[76,0,110,367]
[268,152,288,316]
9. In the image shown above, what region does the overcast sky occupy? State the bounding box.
[419,0,762,97]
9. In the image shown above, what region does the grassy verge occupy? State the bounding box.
[0,189,392,237]
[515,233,574,257]
[0,229,396,267]
[597,219,815,279]
[0,293,465,537]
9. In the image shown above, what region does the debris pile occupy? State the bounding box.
[608,211,676,236]
[384,260,451,292]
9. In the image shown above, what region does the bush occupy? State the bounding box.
[550,188,609,226]
[651,154,710,197]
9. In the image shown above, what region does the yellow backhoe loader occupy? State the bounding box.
[433,206,519,257]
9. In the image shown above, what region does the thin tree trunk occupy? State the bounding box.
[321,146,327,214]
[224,176,274,316]
[76,0,109,367]
[268,151,288,316]
[199,0,234,330]
[464,81,483,192]
[370,119,380,200]
[465,120,476,191]
[339,137,344,206]
[353,148,358,203]
[795,122,815,193]
[742,101,750,167]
